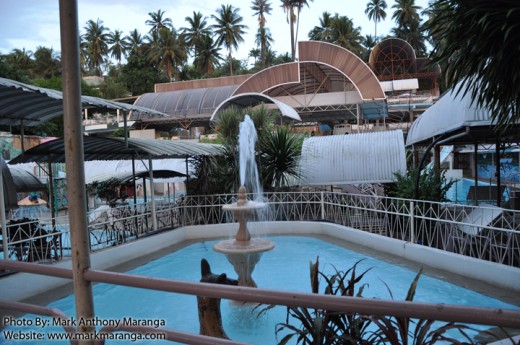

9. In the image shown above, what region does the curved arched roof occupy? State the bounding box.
[132,41,387,125]
[131,85,238,124]
[236,41,385,100]
[406,82,520,146]
[300,130,406,185]
[210,93,301,122]
[369,38,418,81]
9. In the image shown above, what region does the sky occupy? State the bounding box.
[0,0,430,66]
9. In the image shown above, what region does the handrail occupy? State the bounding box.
[1,260,519,329]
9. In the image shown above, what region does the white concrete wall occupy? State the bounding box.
[2,221,519,303]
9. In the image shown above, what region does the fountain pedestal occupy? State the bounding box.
[213,186,274,287]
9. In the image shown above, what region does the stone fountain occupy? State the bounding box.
[213,186,274,287]
[213,115,275,287]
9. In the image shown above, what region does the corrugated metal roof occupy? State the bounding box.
[0,77,168,127]
[406,83,493,146]
[85,169,186,185]
[8,136,223,164]
[299,130,407,185]
[9,166,46,192]
[131,85,239,120]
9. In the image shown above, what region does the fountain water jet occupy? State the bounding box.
[213,115,275,287]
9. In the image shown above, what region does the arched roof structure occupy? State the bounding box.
[210,93,301,122]
[300,130,406,185]
[133,41,388,127]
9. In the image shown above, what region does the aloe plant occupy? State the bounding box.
[273,260,501,345]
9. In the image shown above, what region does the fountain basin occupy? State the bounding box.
[213,238,275,254]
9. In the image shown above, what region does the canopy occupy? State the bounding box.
[210,93,301,122]
[406,82,520,146]
[8,136,223,164]
[0,77,168,127]
[299,130,407,185]
[85,169,186,185]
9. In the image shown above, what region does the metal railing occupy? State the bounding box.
[2,192,519,267]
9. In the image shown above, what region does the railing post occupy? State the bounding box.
[410,201,415,243]
[0,169,8,260]
[320,191,326,220]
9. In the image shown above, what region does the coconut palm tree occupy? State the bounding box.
[147,27,187,82]
[251,0,273,69]
[145,9,173,34]
[8,48,33,73]
[82,19,110,76]
[107,29,128,64]
[211,4,248,76]
[280,0,313,61]
[308,11,333,41]
[194,34,222,76]
[32,46,61,79]
[181,11,211,58]
[391,0,421,31]
[365,0,387,38]
[124,29,145,57]
[426,0,520,130]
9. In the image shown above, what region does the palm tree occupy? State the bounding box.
[194,34,222,76]
[211,4,248,76]
[8,48,33,72]
[365,0,387,38]
[254,27,273,66]
[124,29,145,56]
[147,27,187,82]
[329,15,365,55]
[251,0,273,69]
[391,0,421,31]
[32,46,61,79]
[181,11,211,58]
[107,29,128,64]
[280,0,313,61]
[82,19,110,76]
[145,9,173,34]
[308,11,333,41]
[426,0,520,130]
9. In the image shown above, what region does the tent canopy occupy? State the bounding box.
[299,130,407,185]
[0,77,168,127]
[8,136,223,164]
[86,169,186,185]
[406,82,520,147]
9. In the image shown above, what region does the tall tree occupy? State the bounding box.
[391,0,421,31]
[148,27,186,82]
[426,0,520,130]
[82,19,110,76]
[32,46,61,79]
[124,29,145,56]
[145,9,173,34]
[211,4,248,76]
[281,0,313,61]
[181,11,211,58]
[365,0,387,38]
[308,13,364,57]
[251,0,273,69]
[194,34,222,76]
[308,12,333,41]
[107,29,128,65]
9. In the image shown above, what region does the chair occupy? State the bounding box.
[449,204,503,259]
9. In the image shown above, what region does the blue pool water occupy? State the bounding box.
[446,178,509,204]
[1,236,518,344]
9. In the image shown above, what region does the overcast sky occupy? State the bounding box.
[0,0,430,65]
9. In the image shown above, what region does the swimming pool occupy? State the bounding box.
[446,178,509,204]
[1,235,517,344]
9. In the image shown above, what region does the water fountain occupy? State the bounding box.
[213,115,275,287]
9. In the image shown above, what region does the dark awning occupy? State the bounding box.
[8,136,223,164]
[0,77,168,127]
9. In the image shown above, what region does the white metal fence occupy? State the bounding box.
[2,192,519,267]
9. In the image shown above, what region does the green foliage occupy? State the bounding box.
[120,53,165,96]
[386,167,456,202]
[274,260,484,345]
[259,126,302,191]
[426,0,520,131]
[87,178,127,207]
